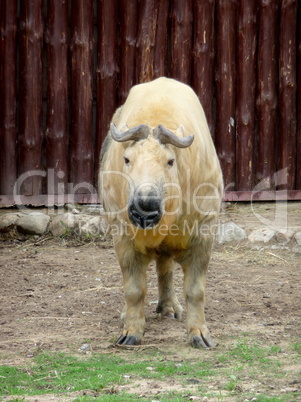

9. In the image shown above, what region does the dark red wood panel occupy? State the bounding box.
[0,0,17,195]
[153,0,169,79]
[215,0,237,189]
[45,0,69,195]
[297,0,301,190]
[236,0,257,191]
[170,0,193,84]
[256,0,278,188]
[192,0,215,137]
[70,0,94,190]
[96,0,118,176]
[136,0,158,83]
[278,0,297,190]
[118,0,139,104]
[18,0,43,195]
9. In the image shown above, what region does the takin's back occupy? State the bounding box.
[115,77,210,139]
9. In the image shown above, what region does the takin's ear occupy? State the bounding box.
[176,125,185,137]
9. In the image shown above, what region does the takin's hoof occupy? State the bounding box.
[190,334,216,349]
[116,334,141,346]
[156,302,183,321]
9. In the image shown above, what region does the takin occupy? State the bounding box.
[99,77,223,348]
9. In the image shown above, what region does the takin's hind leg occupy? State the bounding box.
[156,254,183,320]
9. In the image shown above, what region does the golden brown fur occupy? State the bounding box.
[99,77,223,347]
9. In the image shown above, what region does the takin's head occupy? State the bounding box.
[102,123,194,230]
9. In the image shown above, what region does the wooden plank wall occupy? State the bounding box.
[0,0,300,202]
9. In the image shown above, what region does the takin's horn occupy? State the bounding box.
[110,123,149,142]
[153,124,194,148]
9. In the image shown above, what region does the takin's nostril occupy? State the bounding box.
[146,211,160,220]
[128,205,161,229]
[130,207,141,219]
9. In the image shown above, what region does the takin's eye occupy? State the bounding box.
[124,157,130,165]
[167,159,175,167]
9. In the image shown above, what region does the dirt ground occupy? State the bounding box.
[0,203,300,400]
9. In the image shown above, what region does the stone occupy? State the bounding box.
[79,216,108,236]
[48,212,79,236]
[294,231,301,246]
[65,203,77,211]
[78,343,91,352]
[65,204,82,214]
[275,229,295,244]
[16,212,50,235]
[0,213,23,232]
[81,204,104,214]
[248,228,275,243]
[216,222,247,244]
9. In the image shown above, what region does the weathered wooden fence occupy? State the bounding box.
[0,0,301,205]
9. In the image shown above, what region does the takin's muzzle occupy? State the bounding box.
[128,188,162,229]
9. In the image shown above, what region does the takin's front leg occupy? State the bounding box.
[114,238,151,345]
[156,254,183,320]
[176,235,215,348]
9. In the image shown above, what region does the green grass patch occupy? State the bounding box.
[0,337,300,401]
[292,343,301,354]
[253,396,291,402]
[0,351,213,399]
[217,338,283,370]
